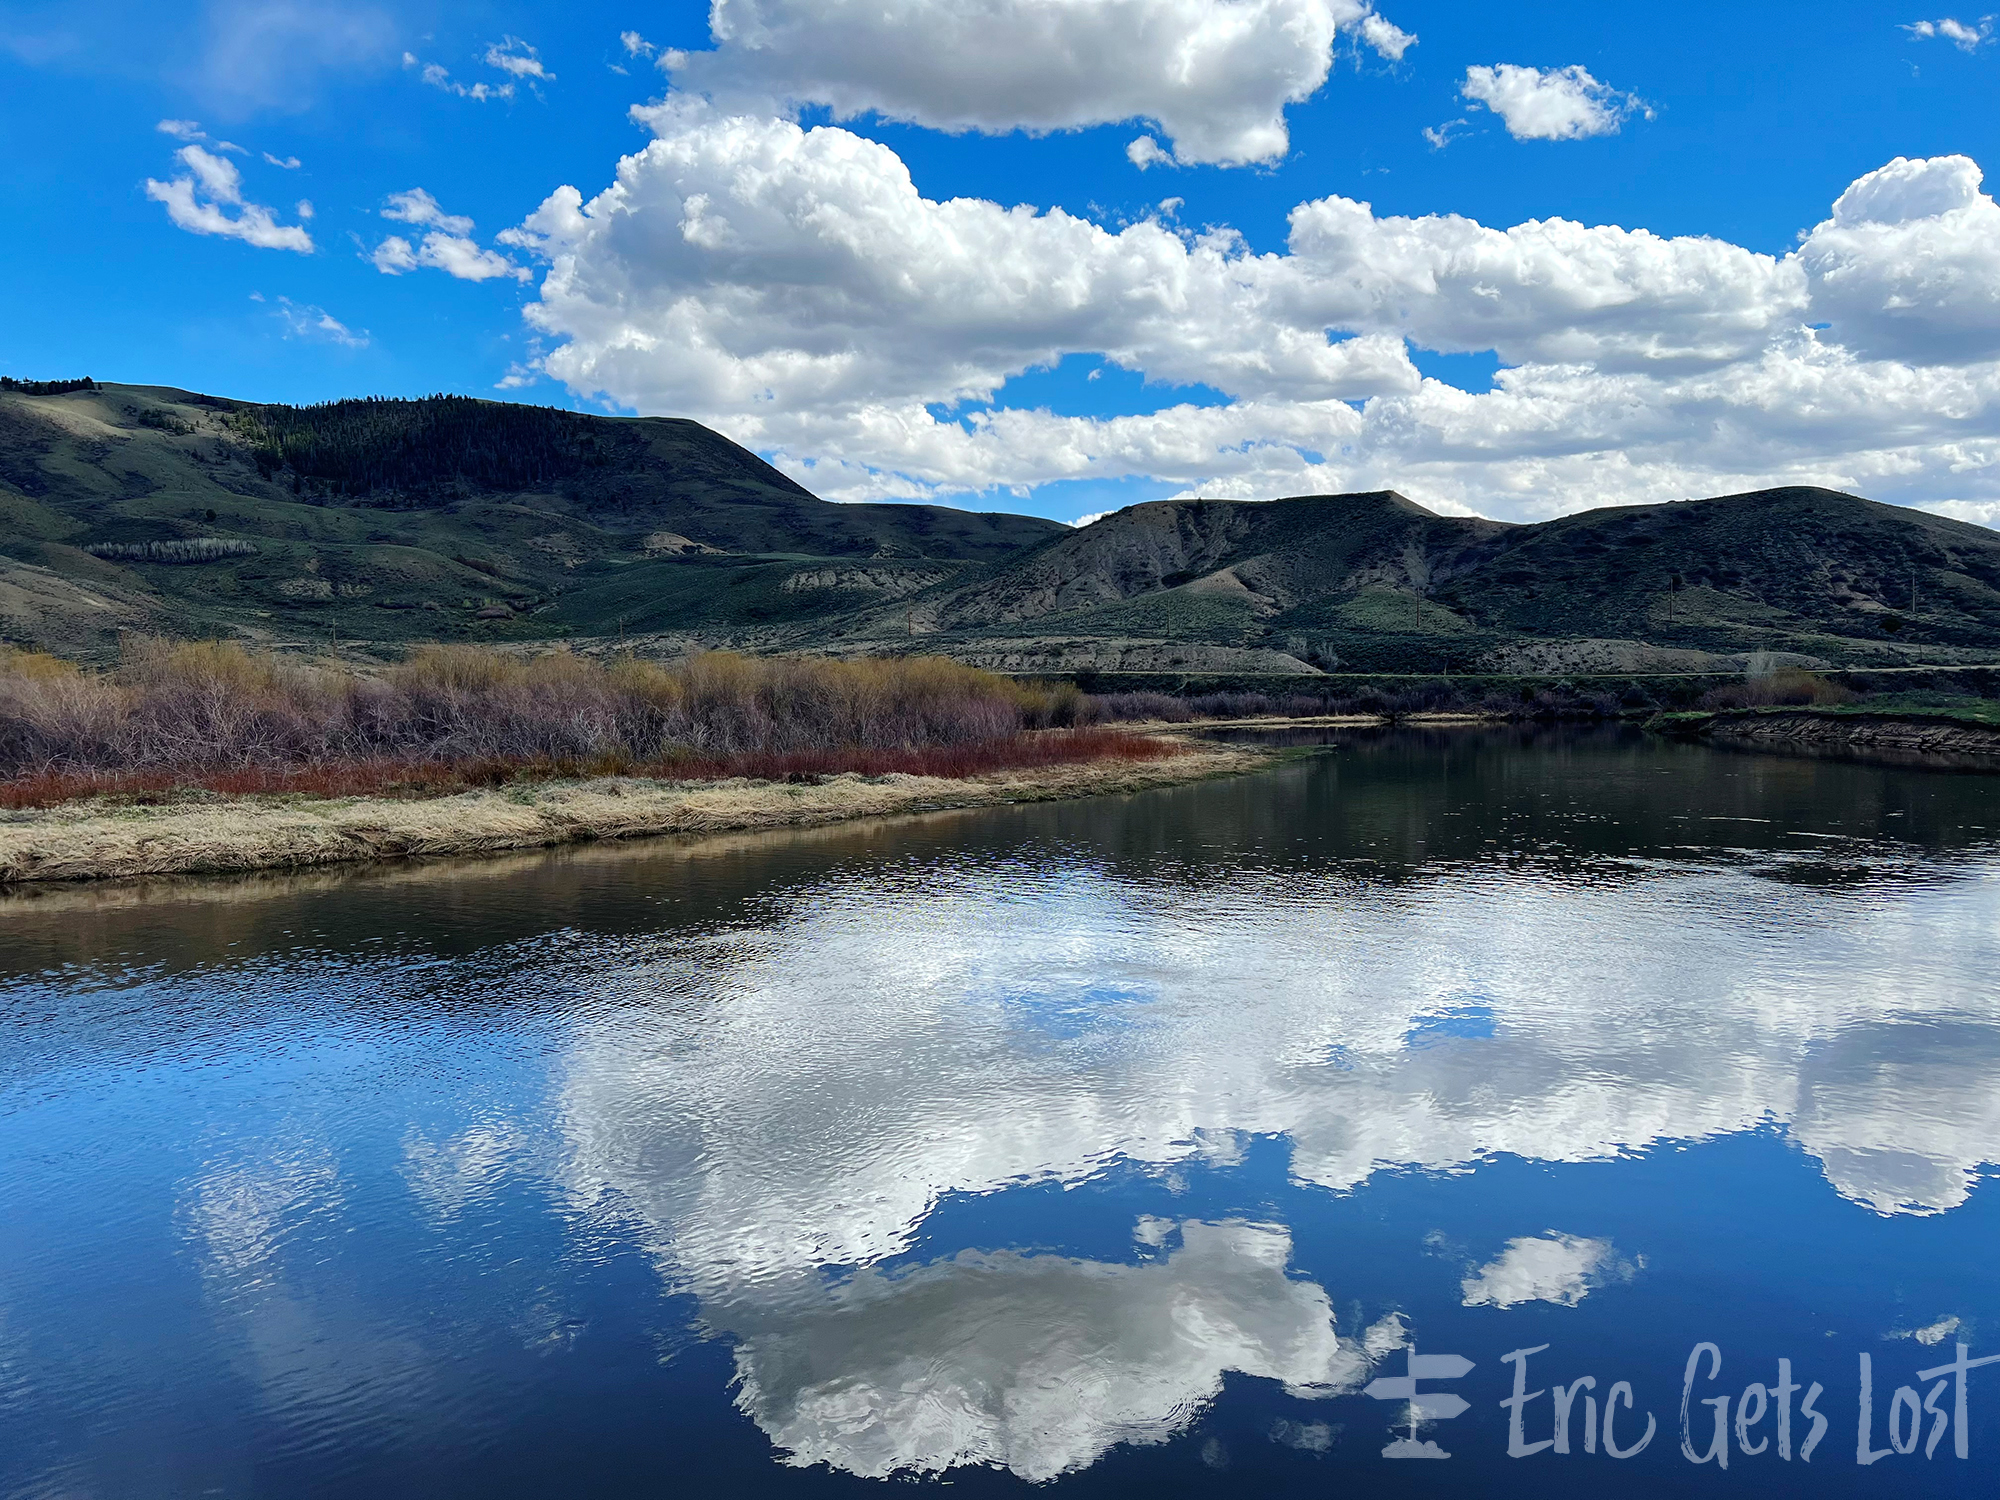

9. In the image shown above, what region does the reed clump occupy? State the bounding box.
[0,641,1160,808]
[1699,670,1856,710]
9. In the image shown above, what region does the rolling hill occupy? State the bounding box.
[0,382,1062,657]
[866,486,2000,674]
[5,382,1999,674]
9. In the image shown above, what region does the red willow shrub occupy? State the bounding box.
[0,642,1150,806]
[0,732,1176,809]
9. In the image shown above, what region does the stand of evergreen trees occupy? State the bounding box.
[0,377,96,395]
[83,539,260,565]
[230,395,630,501]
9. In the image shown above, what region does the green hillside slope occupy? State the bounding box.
[0,384,1063,656]
[883,487,2000,673]
[5,382,1998,674]
[1443,488,2000,653]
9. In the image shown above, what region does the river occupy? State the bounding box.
[2,726,1997,1497]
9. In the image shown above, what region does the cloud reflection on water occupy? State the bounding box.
[559,859,2000,1280]
[721,1218,1386,1483]
[1458,1232,1633,1309]
[548,849,2000,1477]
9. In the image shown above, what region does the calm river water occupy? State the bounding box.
[2,727,1998,1498]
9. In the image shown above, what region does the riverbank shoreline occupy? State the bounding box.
[0,735,1270,886]
[1122,711,1505,730]
[1652,706,2000,767]
[12,703,1999,886]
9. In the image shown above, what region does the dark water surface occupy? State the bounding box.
[3,726,1999,1497]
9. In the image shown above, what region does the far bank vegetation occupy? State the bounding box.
[5,640,1988,811]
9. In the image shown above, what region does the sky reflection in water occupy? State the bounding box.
[1,727,1997,1497]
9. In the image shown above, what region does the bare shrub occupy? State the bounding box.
[0,643,1154,801]
[0,729,1181,810]
[1701,671,1856,710]
[1092,692,1193,723]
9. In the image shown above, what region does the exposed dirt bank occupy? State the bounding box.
[1680,710,2000,770]
[0,737,1267,885]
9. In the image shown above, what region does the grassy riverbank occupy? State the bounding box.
[0,641,1280,882]
[0,737,1262,884]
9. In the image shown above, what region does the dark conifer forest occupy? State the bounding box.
[0,377,96,396]
[230,395,632,498]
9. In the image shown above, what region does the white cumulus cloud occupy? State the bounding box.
[1903,16,1994,49]
[381,187,475,236]
[369,236,418,273]
[1357,10,1416,60]
[418,235,530,282]
[1800,155,2000,364]
[484,36,553,81]
[1924,498,2000,527]
[370,190,529,282]
[1459,63,1645,142]
[514,99,1428,418]
[662,0,1416,166]
[499,102,2000,520]
[514,97,1794,416]
[145,144,314,253]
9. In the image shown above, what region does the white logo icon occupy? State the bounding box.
[1366,1345,1477,1459]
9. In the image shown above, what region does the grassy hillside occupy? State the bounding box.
[895,486,2000,672]
[6,382,1998,674]
[1446,488,2000,651]
[0,384,1062,658]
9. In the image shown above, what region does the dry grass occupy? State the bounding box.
[0,738,1258,885]
[0,640,1105,807]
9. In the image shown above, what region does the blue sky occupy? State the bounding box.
[3,0,1998,524]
